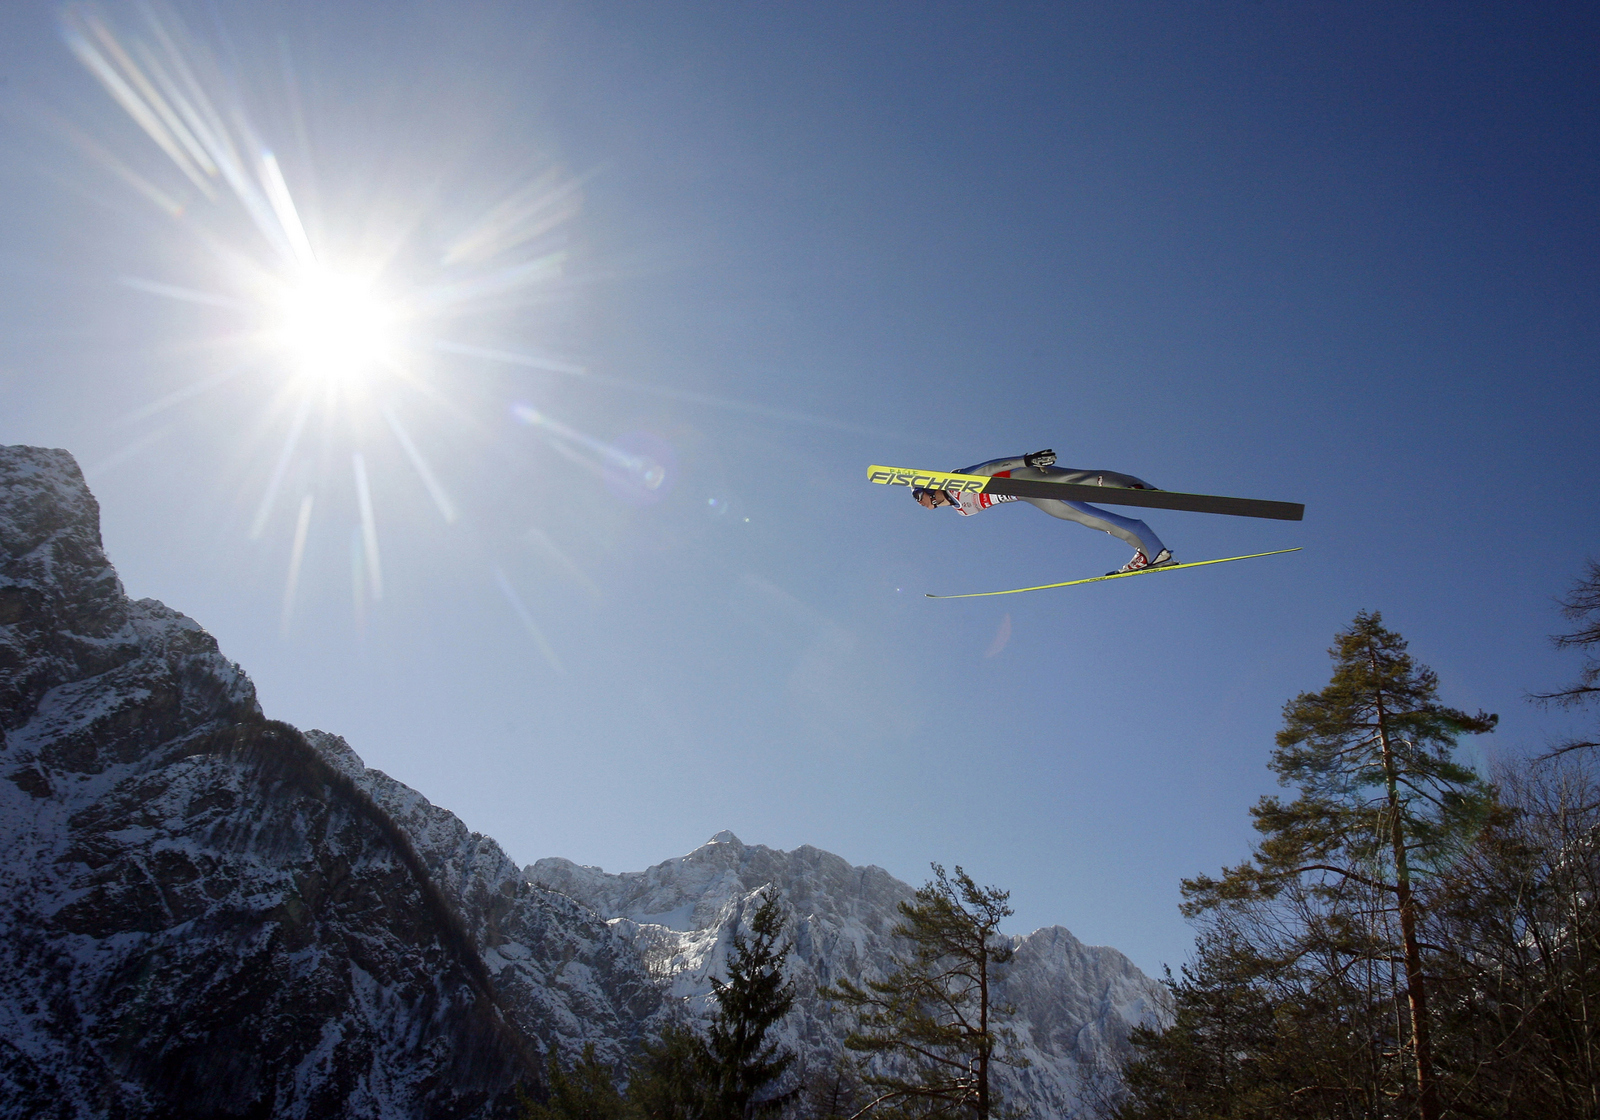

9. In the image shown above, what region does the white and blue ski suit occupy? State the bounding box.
[948,456,1169,560]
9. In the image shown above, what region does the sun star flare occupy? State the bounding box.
[273,267,397,387]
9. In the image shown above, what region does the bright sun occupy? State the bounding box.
[275,268,396,385]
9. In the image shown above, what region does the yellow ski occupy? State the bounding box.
[925,548,1302,599]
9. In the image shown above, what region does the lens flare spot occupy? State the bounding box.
[605,431,675,504]
[984,613,1013,658]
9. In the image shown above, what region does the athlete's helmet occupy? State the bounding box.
[911,487,950,507]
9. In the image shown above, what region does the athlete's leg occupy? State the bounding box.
[1022,497,1168,558]
[1008,463,1166,555]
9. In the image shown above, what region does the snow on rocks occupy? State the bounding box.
[0,446,645,1118]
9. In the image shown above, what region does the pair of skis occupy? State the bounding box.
[867,463,1304,598]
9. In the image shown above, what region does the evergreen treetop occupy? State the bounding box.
[706,891,798,1120]
[1189,610,1497,912]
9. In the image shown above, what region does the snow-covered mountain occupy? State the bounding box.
[531,834,1167,1116]
[0,445,1167,1119]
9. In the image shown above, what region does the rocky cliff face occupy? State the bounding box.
[0,445,1166,1119]
[0,447,656,1119]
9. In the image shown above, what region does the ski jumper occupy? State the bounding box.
[952,456,1169,559]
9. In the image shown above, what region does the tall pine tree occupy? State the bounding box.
[705,892,798,1120]
[824,865,1025,1120]
[1125,612,1495,1120]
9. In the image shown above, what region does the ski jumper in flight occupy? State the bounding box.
[912,449,1176,574]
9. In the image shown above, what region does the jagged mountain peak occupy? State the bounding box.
[0,446,259,772]
[529,832,908,935]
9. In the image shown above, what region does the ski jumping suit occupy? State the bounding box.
[950,456,1169,559]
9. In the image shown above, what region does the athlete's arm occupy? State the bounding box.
[958,449,1055,476]
[957,456,1031,477]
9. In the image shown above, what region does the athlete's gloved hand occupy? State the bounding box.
[1023,449,1056,468]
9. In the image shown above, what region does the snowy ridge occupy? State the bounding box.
[301,729,664,1069]
[0,445,1166,1118]
[530,832,1170,1116]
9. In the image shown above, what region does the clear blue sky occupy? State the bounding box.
[2,1,1596,975]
